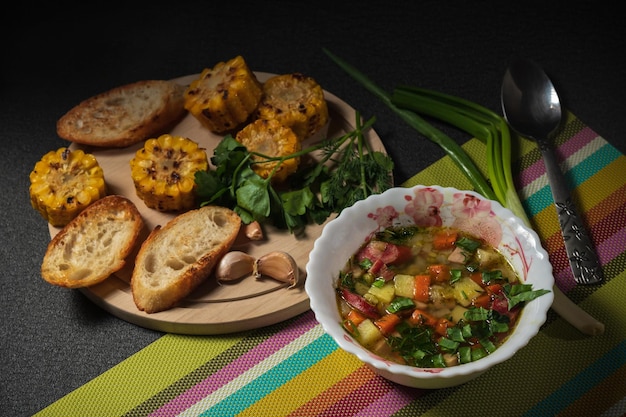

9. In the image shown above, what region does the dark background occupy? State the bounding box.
[2,2,624,415]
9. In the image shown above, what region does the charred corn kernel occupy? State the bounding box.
[130,134,208,212]
[29,147,106,227]
[235,118,300,183]
[184,55,263,134]
[256,73,329,141]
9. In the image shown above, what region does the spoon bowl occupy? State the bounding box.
[501,59,603,285]
[501,59,562,140]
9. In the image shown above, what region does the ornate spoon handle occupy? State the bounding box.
[538,139,603,284]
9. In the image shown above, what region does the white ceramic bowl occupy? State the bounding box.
[305,185,554,389]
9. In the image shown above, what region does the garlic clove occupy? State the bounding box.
[244,221,264,241]
[215,251,256,283]
[254,251,300,288]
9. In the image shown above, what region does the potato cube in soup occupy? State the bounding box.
[356,319,384,347]
[394,274,415,298]
[367,282,395,304]
[452,277,484,306]
[450,304,469,323]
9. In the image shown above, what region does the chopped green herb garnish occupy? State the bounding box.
[456,236,481,252]
[450,269,462,283]
[372,278,386,288]
[505,284,552,309]
[375,226,420,245]
[481,270,503,284]
[446,327,466,343]
[387,297,415,313]
[359,258,374,270]
[465,307,489,321]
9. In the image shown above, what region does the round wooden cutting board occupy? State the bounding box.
[48,72,387,335]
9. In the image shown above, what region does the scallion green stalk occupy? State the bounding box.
[323,47,531,226]
[322,48,497,202]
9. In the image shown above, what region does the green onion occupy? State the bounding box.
[323,48,532,227]
[391,85,531,226]
[322,48,497,202]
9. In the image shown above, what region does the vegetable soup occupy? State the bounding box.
[336,225,549,368]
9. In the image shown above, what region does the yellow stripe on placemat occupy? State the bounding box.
[34,335,242,417]
[239,348,364,416]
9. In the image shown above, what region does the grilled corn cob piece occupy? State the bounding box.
[256,73,329,141]
[184,55,263,134]
[130,134,209,212]
[29,147,106,227]
[235,118,301,183]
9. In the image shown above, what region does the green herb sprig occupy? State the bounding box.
[194,114,393,234]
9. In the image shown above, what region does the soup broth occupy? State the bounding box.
[336,225,549,368]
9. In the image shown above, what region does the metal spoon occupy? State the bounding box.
[501,58,603,285]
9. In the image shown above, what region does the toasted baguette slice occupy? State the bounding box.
[41,195,144,288]
[57,80,186,148]
[131,206,241,314]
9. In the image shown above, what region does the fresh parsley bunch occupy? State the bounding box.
[195,114,393,234]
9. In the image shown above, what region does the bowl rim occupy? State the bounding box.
[305,184,554,382]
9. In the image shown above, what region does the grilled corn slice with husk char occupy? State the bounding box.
[235,118,301,183]
[29,147,106,227]
[184,55,263,134]
[256,73,329,141]
[130,134,208,211]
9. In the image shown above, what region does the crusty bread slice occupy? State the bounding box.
[131,206,241,314]
[41,195,144,288]
[56,80,186,148]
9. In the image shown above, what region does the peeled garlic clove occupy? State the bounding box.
[244,221,264,241]
[215,251,256,283]
[254,251,299,288]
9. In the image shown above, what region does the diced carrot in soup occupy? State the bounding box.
[434,317,453,336]
[428,264,450,282]
[374,313,402,336]
[433,229,458,250]
[414,274,431,302]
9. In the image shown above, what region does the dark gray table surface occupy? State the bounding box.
[3,2,624,415]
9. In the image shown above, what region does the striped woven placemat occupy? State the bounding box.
[35,112,626,417]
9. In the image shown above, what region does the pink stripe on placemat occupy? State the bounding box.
[597,228,626,267]
[557,126,598,160]
[150,312,318,417]
[517,126,597,185]
[354,384,425,417]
